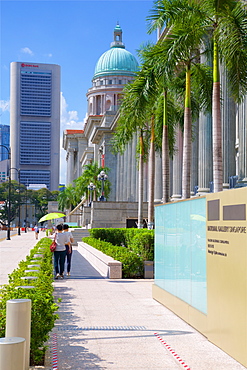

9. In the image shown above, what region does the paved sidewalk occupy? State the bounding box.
[51,248,246,370]
[0,229,45,286]
[1,233,246,369]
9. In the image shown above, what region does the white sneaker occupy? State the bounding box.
[55,273,60,279]
[67,272,70,276]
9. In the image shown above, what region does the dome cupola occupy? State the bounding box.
[93,24,138,79]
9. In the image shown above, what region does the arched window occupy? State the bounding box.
[106,99,111,111]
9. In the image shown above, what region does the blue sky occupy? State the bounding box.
[0,0,156,184]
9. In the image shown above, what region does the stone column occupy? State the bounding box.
[101,94,104,114]
[118,154,124,201]
[154,152,162,202]
[197,112,212,194]
[122,146,128,200]
[221,68,236,189]
[171,127,183,200]
[126,142,132,201]
[93,96,96,115]
[190,119,199,195]
[104,133,117,201]
[130,135,137,202]
[143,162,148,202]
[66,148,75,186]
[236,96,247,180]
[116,153,120,201]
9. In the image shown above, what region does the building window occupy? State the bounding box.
[20,69,52,116]
[20,170,51,189]
[20,121,51,165]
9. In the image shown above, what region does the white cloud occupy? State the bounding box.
[59,92,84,185]
[0,100,10,113]
[21,47,34,55]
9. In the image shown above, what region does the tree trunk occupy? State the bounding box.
[212,38,223,193]
[162,90,170,203]
[182,65,192,199]
[148,116,155,229]
[137,131,144,229]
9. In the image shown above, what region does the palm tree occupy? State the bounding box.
[113,62,159,228]
[58,184,78,212]
[208,0,247,192]
[147,10,212,199]
[74,162,110,202]
[148,0,247,193]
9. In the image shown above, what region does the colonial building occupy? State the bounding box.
[63,24,247,227]
[63,24,143,202]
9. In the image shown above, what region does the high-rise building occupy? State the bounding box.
[10,62,60,190]
[0,124,10,161]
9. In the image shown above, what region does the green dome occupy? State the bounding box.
[93,25,139,79]
[94,47,139,78]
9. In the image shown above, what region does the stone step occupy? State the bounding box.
[71,229,90,245]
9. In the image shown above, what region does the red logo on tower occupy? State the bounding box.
[21,63,39,68]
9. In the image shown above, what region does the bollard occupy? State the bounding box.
[0,337,25,370]
[144,261,154,279]
[6,299,31,370]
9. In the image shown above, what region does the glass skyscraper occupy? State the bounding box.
[0,124,10,161]
[10,62,61,190]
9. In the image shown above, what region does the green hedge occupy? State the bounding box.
[0,238,58,366]
[89,228,126,246]
[83,236,143,278]
[88,228,154,261]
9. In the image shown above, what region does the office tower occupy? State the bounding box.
[10,62,60,190]
[0,124,10,161]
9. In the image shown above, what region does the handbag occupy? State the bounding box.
[50,234,57,252]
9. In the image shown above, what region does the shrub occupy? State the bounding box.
[88,228,154,261]
[89,228,126,246]
[0,238,58,366]
[125,230,154,261]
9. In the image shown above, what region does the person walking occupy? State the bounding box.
[63,224,74,276]
[53,224,67,279]
[34,224,39,240]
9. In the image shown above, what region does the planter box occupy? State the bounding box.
[78,241,122,279]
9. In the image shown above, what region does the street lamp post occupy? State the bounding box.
[97,170,108,201]
[25,181,28,233]
[9,168,21,236]
[0,145,11,240]
[87,182,96,207]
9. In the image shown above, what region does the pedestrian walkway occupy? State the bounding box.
[0,229,43,286]
[0,233,246,369]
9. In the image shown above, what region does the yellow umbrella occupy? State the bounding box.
[38,212,65,223]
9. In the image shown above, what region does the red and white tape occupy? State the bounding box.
[154,333,191,369]
[52,333,58,370]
